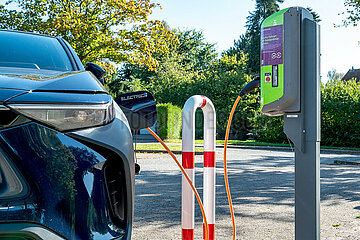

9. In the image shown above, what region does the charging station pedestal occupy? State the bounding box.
[261,7,320,240]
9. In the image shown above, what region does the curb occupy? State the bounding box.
[135,144,360,155]
[218,144,292,152]
[135,149,203,155]
[219,144,360,155]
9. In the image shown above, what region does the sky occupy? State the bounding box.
[151,0,360,81]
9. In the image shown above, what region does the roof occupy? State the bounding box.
[342,68,360,81]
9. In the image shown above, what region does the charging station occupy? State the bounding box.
[261,7,320,240]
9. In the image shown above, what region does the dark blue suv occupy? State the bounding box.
[0,30,134,239]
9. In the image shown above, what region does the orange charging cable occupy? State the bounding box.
[224,95,241,240]
[146,127,209,240]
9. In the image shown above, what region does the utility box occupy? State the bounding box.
[260,7,313,116]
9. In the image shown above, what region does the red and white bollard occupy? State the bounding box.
[182,95,216,240]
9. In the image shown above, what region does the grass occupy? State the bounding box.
[135,139,360,152]
[135,139,289,152]
[134,143,202,152]
[166,139,290,147]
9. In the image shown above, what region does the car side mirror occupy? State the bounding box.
[115,91,157,130]
[85,62,105,84]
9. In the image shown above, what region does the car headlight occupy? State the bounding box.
[7,101,114,131]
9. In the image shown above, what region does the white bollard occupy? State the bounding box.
[182,95,216,240]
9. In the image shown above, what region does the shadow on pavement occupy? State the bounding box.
[134,153,360,228]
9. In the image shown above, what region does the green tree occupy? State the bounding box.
[226,2,321,75]
[176,29,217,72]
[226,0,284,74]
[146,53,195,105]
[188,53,254,138]
[110,29,217,98]
[306,7,322,23]
[327,69,344,81]
[0,0,177,70]
[343,0,360,26]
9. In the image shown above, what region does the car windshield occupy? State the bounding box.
[0,31,73,72]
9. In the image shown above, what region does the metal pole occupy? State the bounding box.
[296,18,321,240]
[284,18,321,240]
[182,95,216,240]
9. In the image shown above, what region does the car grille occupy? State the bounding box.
[103,161,127,229]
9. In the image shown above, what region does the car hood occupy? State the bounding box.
[0,68,107,95]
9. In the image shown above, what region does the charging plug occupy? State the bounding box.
[239,75,260,97]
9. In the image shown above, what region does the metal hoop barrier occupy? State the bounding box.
[182,95,216,240]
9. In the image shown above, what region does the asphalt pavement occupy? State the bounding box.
[132,148,360,240]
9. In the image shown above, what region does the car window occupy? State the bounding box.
[0,31,73,71]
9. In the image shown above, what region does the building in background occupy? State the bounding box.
[342,66,360,81]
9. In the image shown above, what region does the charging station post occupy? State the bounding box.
[261,7,320,240]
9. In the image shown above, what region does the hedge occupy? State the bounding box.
[250,114,287,143]
[157,103,182,139]
[251,79,360,147]
[321,79,360,147]
[156,80,360,147]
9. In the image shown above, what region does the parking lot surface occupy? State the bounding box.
[132,148,360,240]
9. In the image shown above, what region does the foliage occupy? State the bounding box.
[107,75,146,98]
[119,40,254,139]
[244,78,360,146]
[321,79,360,147]
[343,0,360,26]
[226,0,284,74]
[175,29,217,72]
[327,69,344,82]
[195,110,204,139]
[226,2,321,75]
[250,114,287,143]
[0,0,177,70]
[112,29,217,97]
[306,7,322,23]
[147,54,195,105]
[144,30,217,105]
[189,54,254,138]
[157,103,182,139]
[111,28,218,100]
